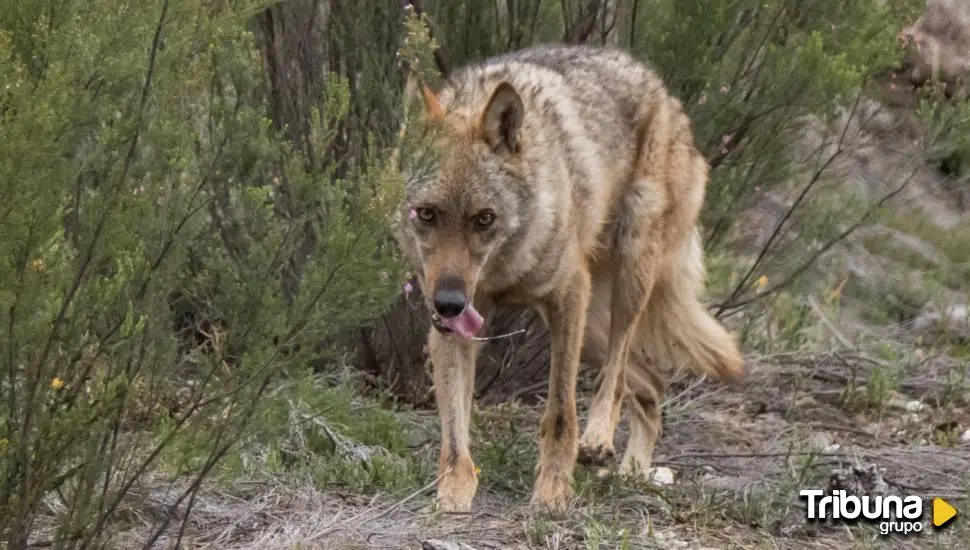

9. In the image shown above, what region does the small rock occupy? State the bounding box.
[960,429,970,443]
[888,396,926,413]
[905,400,925,413]
[744,400,768,415]
[810,432,834,451]
[795,395,819,410]
[822,443,841,454]
[649,467,675,486]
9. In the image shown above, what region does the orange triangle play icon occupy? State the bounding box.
[933,498,957,528]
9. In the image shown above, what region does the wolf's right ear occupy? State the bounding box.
[481,82,524,155]
[421,84,446,121]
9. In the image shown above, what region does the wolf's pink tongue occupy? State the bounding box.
[440,304,485,339]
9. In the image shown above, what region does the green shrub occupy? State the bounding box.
[0,0,406,546]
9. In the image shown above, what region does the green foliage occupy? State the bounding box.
[640,0,917,312]
[918,81,970,191]
[473,402,537,494]
[0,0,408,546]
[400,8,441,86]
[194,369,430,495]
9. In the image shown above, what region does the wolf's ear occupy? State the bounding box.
[481,82,524,155]
[421,84,446,121]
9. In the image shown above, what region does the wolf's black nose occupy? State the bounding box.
[433,276,467,318]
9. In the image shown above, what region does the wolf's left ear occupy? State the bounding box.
[481,82,524,155]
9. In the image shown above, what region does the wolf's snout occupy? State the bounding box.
[432,276,468,318]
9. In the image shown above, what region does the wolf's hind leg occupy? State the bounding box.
[619,350,664,477]
[578,276,665,477]
[578,186,662,467]
[430,328,482,512]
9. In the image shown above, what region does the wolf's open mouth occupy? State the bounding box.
[431,304,485,339]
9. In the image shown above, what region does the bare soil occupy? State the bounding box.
[121,347,970,550]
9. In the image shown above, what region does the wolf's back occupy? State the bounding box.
[470,44,659,102]
[439,45,664,138]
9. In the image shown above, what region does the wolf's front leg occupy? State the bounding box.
[532,267,591,512]
[429,327,482,512]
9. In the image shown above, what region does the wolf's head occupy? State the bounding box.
[400,81,530,339]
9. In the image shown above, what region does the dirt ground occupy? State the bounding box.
[131,346,969,550]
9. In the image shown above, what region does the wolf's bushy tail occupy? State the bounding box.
[637,232,744,381]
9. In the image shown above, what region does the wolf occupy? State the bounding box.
[394,44,744,513]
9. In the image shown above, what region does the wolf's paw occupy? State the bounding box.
[577,438,615,466]
[436,481,476,513]
[436,464,478,513]
[530,473,575,513]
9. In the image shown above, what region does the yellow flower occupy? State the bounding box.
[50,377,64,390]
[29,258,45,272]
[474,466,481,477]
[757,275,768,290]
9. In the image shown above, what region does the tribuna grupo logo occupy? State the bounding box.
[800,489,924,535]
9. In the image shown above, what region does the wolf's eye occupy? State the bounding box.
[415,207,436,224]
[474,210,496,230]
